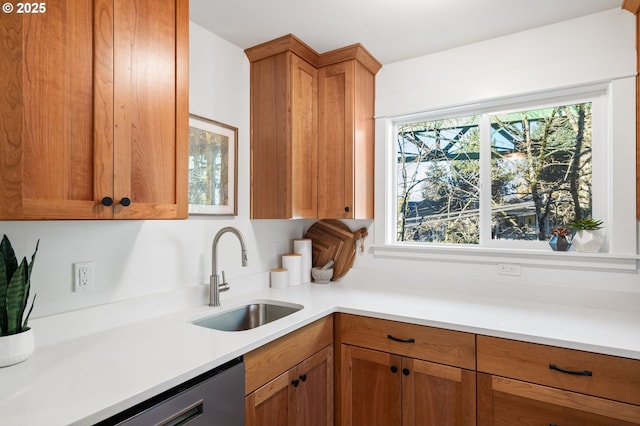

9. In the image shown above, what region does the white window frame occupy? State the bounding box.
[373,80,638,271]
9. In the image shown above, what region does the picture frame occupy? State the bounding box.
[188,114,238,215]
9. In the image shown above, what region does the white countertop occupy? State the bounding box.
[1,269,639,425]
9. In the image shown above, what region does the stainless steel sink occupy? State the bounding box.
[192,301,303,331]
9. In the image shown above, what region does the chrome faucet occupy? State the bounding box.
[210,227,248,307]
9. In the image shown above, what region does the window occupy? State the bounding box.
[376,80,636,270]
[393,92,600,250]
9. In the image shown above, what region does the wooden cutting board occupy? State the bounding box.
[303,219,368,280]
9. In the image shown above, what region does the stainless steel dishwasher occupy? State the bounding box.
[97,357,244,426]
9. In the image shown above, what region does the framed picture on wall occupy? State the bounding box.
[188,114,238,215]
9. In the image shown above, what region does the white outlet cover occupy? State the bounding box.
[73,261,94,292]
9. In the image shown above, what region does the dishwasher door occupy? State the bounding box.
[103,358,244,426]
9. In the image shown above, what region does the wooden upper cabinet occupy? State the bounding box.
[246,34,380,219]
[317,46,378,219]
[621,2,640,218]
[0,0,188,220]
[247,37,318,219]
[636,11,640,219]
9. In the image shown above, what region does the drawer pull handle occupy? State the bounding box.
[549,364,593,376]
[390,365,398,373]
[299,374,307,382]
[292,379,300,387]
[387,334,415,343]
[402,368,410,376]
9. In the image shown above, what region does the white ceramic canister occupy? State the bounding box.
[270,268,289,289]
[293,238,312,283]
[281,253,302,286]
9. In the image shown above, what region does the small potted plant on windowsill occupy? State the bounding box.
[568,218,604,253]
[0,234,38,367]
[549,226,572,251]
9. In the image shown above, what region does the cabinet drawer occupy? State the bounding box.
[478,373,640,425]
[337,313,475,370]
[477,335,640,406]
[245,315,333,395]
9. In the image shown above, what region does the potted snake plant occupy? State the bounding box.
[0,234,38,367]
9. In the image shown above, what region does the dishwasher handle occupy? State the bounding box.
[158,400,204,426]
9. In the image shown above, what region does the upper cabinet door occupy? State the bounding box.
[248,48,317,219]
[0,0,188,220]
[317,58,376,220]
[0,0,113,219]
[317,61,355,219]
[290,54,318,219]
[112,0,188,219]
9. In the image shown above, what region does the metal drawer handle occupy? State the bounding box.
[549,364,593,377]
[387,334,415,343]
[158,400,204,426]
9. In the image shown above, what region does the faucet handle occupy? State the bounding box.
[219,270,230,293]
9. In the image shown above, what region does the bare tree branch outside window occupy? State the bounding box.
[396,102,592,245]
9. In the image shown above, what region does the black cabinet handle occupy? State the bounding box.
[388,334,415,343]
[101,196,114,206]
[299,374,307,382]
[119,197,131,207]
[549,364,592,376]
[402,368,410,376]
[291,379,300,387]
[390,366,398,373]
[344,206,350,212]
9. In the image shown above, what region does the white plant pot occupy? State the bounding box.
[0,328,35,367]
[572,230,605,253]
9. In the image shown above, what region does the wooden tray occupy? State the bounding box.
[303,219,368,280]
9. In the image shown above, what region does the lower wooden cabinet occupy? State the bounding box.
[477,373,640,425]
[337,313,476,426]
[244,316,334,426]
[341,345,401,426]
[243,314,640,426]
[246,345,333,426]
[340,345,475,426]
[477,335,640,425]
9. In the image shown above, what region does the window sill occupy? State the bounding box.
[371,244,639,272]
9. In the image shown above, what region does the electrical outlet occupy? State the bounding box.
[73,262,94,292]
[498,263,521,276]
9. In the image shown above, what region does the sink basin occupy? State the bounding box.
[192,301,303,331]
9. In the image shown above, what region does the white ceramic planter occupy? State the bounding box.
[572,230,605,253]
[0,328,35,367]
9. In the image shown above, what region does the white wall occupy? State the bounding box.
[375,8,636,117]
[2,23,307,319]
[350,8,640,293]
[2,12,638,321]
